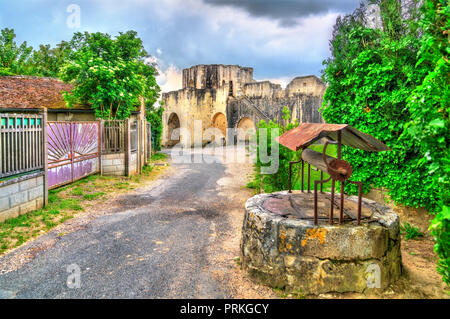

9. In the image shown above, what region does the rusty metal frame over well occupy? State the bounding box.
[276,123,390,225]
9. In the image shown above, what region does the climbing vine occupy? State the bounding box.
[321,0,449,283]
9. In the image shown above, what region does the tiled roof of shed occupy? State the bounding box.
[277,123,391,152]
[0,76,89,110]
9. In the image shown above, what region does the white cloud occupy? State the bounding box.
[255,77,292,89]
[146,0,339,72]
[144,51,182,93]
[157,65,183,93]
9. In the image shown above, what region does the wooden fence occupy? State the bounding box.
[102,120,126,154]
[0,113,46,179]
[130,120,138,153]
[0,115,151,179]
[101,119,139,154]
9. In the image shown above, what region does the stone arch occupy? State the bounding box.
[210,112,227,145]
[236,116,256,143]
[167,112,181,147]
[212,112,227,136]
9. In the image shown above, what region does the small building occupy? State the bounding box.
[0,75,151,222]
[0,75,143,122]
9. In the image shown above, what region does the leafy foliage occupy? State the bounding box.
[430,206,450,284]
[321,0,449,283]
[408,0,450,284]
[29,42,71,77]
[60,31,160,120]
[400,222,425,240]
[252,107,300,193]
[0,28,161,122]
[0,28,33,75]
[146,101,164,152]
[0,28,69,77]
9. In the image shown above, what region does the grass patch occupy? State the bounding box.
[0,155,169,255]
[151,152,168,161]
[83,192,105,201]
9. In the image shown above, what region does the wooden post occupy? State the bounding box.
[340,181,344,224]
[42,109,48,206]
[329,179,335,224]
[125,118,130,177]
[149,122,152,163]
[99,119,104,175]
[137,119,142,174]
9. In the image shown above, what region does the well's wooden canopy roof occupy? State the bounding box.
[276,123,390,152]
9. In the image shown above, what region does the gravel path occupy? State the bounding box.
[0,147,252,299]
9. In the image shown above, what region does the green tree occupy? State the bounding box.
[0,28,33,75]
[60,31,160,119]
[29,41,71,77]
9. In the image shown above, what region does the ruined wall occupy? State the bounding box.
[285,75,326,97]
[243,81,283,99]
[162,84,229,146]
[182,64,254,96]
[228,76,325,129]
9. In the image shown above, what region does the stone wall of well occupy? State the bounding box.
[0,172,45,223]
[240,192,402,294]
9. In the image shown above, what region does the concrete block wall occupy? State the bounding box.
[0,173,45,223]
[129,152,138,175]
[101,153,126,176]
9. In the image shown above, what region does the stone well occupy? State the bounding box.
[240,191,402,294]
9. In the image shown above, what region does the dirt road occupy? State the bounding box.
[0,146,273,298]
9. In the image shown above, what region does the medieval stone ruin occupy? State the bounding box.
[162,64,326,146]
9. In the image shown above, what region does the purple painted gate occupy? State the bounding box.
[47,121,100,189]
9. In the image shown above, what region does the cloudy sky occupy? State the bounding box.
[0,0,360,92]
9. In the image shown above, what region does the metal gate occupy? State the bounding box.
[47,121,100,189]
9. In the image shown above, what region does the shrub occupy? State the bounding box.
[400,222,425,240]
[252,107,300,193]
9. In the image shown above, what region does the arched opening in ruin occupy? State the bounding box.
[189,79,194,88]
[167,113,181,147]
[236,117,256,144]
[211,112,227,145]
